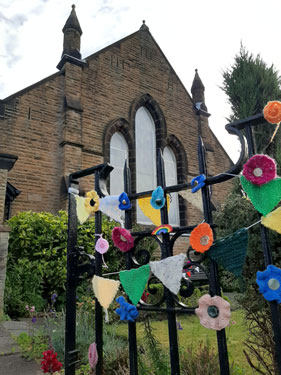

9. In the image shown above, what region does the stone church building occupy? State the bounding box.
[0,5,232,228]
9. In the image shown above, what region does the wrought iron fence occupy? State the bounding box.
[64,113,281,375]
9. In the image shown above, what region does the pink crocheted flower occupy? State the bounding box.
[112,227,134,252]
[195,294,231,331]
[88,342,98,369]
[95,237,109,254]
[243,154,276,185]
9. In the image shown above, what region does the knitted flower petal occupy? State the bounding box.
[256,265,281,303]
[195,294,231,331]
[95,237,109,254]
[190,223,213,253]
[118,192,131,210]
[150,186,165,209]
[112,227,134,252]
[243,154,277,185]
[263,101,281,124]
[88,343,98,369]
[85,190,100,214]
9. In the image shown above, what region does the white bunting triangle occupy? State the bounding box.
[149,253,186,295]
[99,196,124,226]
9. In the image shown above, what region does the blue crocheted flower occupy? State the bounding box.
[115,296,139,322]
[256,265,281,303]
[150,186,165,209]
[191,174,206,193]
[118,192,131,210]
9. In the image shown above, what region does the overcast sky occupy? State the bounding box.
[1,0,281,161]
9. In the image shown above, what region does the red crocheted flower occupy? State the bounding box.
[41,349,62,373]
[243,154,276,185]
[112,227,134,252]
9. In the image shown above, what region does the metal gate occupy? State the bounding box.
[64,113,281,375]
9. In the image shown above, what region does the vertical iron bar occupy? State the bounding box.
[65,182,79,375]
[157,149,180,375]
[245,125,281,373]
[124,160,138,375]
[95,171,103,375]
[198,137,230,375]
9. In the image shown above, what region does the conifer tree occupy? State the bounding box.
[221,45,281,159]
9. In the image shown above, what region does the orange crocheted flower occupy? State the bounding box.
[189,223,213,253]
[263,101,281,124]
[85,190,100,214]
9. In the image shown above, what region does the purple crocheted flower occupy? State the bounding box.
[256,265,281,303]
[243,154,276,185]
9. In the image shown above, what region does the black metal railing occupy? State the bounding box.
[64,113,281,375]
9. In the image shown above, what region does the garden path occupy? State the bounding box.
[0,320,42,375]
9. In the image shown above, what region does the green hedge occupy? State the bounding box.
[5,211,156,317]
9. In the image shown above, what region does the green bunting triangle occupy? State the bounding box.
[207,228,248,278]
[240,176,281,216]
[119,264,150,305]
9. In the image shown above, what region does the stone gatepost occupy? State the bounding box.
[0,154,17,317]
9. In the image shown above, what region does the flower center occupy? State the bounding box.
[122,199,127,204]
[155,199,162,205]
[253,167,263,177]
[207,305,219,318]
[200,235,209,246]
[90,199,96,207]
[120,235,127,242]
[268,278,280,290]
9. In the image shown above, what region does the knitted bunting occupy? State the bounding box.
[240,175,281,215]
[119,264,150,305]
[207,228,248,278]
[149,253,186,295]
[261,207,281,234]
[138,195,170,226]
[75,196,90,224]
[92,275,120,321]
[99,195,124,226]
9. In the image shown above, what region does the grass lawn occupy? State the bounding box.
[109,310,253,373]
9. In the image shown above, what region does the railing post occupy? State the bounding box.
[157,150,180,375]
[65,181,79,375]
[198,137,230,375]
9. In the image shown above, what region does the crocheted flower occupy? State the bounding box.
[242,154,276,185]
[112,227,134,252]
[150,186,165,209]
[191,174,206,193]
[195,294,231,331]
[263,101,281,124]
[256,265,281,303]
[115,296,139,322]
[88,342,98,369]
[118,192,131,210]
[95,237,109,254]
[85,190,100,214]
[190,223,213,253]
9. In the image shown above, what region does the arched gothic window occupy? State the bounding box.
[110,132,128,195]
[163,146,180,226]
[135,106,156,224]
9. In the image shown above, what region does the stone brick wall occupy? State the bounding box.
[0,27,233,225]
[0,226,10,317]
[0,170,7,224]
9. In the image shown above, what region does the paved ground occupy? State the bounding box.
[0,320,42,375]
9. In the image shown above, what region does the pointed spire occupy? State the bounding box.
[63,5,82,35]
[61,4,82,59]
[140,20,149,31]
[191,69,207,111]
